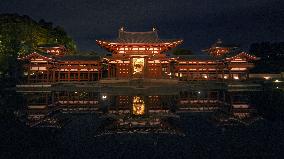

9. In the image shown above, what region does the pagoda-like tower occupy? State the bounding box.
[96,27,182,79]
[203,39,240,57]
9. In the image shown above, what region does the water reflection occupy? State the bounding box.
[19,90,262,136]
[132,96,145,115]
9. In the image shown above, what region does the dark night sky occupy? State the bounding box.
[1,0,284,53]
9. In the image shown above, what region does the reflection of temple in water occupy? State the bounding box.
[211,92,261,126]
[97,95,183,135]
[19,88,262,135]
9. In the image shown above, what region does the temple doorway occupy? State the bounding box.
[132,57,145,78]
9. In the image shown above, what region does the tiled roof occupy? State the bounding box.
[35,50,54,58]
[177,50,258,61]
[99,30,181,44]
[56,55,101,61]
[177,54,217,60]
[18,50,54,60]
[221,50,243,58]
[221,50,258,60]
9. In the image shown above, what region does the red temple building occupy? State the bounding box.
[96,27,182,79]
[203,39,239,57]
[18,28,258,83]
[37,44,67,57]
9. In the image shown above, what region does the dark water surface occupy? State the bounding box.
[1,88,284,159]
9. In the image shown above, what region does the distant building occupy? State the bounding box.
[203,39,239,57]
[37,44,67,57]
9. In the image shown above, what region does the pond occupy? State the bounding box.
[1,85,284,158]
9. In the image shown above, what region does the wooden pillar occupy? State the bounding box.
[108,63,110,79]
[187,62,189,81]
[53,66,56,83]
[27,63,30,84]
[68,69,70,82]
[58,69,60,82]
[116,61,118,79]
[206,62,209,80]
[229,68,231,80]
[177,62,180,80]
[97,64,100,81]
[46,61,49,83]
[78,69,80,82]
[154,59,156,79]
[227,62,231,80]
[221,63,224,81]
[168,62,171,79]
[35,71,38,83]
[215,63,218,80]
[88,64,90,81]
[46,71,48,83]
[87,68,90,81]
[197,62,200,81]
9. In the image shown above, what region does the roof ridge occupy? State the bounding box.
[122,30,156,34]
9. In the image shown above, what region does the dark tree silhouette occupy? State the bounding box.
[249,42,284,73]
[0,13,76,76]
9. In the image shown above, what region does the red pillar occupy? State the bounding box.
[97,64,100,81]
[68,70,70,82]
[168,62,171,79]
[108,63,110,79]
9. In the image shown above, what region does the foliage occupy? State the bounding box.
[249,42,284,73]
[0,13,76,75]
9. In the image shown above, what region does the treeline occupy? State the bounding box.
[249,42,284,73]
[0,13,76,76]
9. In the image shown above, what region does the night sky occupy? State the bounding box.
[1,0,284,53]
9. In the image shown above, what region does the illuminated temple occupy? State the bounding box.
[18,28,258,83]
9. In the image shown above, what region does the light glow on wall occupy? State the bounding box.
[233,76,239,80]
[264,76,271,80]
[102,95,107,100]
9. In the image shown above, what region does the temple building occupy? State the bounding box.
[96,27,182,79]
[202,39,240,57]
[18,28,258,83]
[37,44,67,57]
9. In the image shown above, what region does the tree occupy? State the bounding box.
[0,13,76,75]
[249,42,284,73]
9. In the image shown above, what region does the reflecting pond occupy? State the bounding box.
[1,87,284,158]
